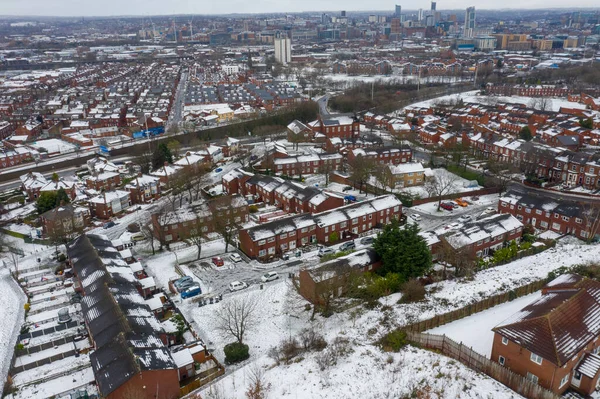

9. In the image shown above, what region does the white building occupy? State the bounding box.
[274,35,291,65]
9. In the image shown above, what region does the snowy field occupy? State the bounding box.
[407,90,590,113]
[192,282,525,399]
[29,139,77,154]
[427,292,542,356]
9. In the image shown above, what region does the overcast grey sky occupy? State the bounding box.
[2,0,597,17]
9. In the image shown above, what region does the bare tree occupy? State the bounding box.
[317,159,337,187]
[580,202,600,243]
[424,171,458,211]
[245,365,271,399]
[437,239,477,279]
[349,156,375,194]
[216,295,259,345]
[150,202,176,251]
[140,220,157,255]
[372,164,393,194]
[529,97,551,112]
[487,160,518,196]
[182,216,206,260]
[209,196,244,252]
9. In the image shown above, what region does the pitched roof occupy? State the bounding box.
[493,275,600,366]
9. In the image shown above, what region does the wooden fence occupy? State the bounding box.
[404,278,547,333]
[407,332,560,399]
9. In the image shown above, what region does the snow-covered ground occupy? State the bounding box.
[8,366,95,399]
[0,266,26,393]
[411,193,498,217]
[407,90,590,113]
[29,139,77,155]
[371,167,482,199]
[427,292,542,357]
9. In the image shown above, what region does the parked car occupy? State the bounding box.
[261,272,279,282]
[440,202,454,211]
[318,246,335,257]
[174,276,193,290]
[181,285,202,299]
[470,196,480,201]
[229,281,248,292]
[229,253,242,263]
[342,186,353,192]
[103,221,116,229]
[131,233,146,242]
[344,195,357,202]
[458,215,472,223]
[360,236,375,245]
[177,280,197,292]
[212,257,224,267]
[409,214,422,222]
[454,198,469,207]
[338,241,356,252]
[215,167,223,173]
[445,222,461,230]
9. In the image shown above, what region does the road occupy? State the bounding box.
[317,95,330,116]
[167,70,188,130]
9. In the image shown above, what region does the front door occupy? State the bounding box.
[531,218,537,227]
[572,371,582,388]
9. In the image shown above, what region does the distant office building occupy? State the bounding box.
[395,5,401,17]
[341,10,346,17]
[274,34,291,64]
[464,6,476,38]
[418,9,423,21]
[368,15,377,23]
[431,1,436,11]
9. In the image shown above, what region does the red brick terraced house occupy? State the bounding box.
[273,153,343,176]
[491,274,600,396]
[239,195,402,261]
[346,146,413,165]
[441,213,524,258]
[86,171,121,192]
[125,174,162,204]
[308,116,360,141]
[498,189,600,240]
[152,195,249,244]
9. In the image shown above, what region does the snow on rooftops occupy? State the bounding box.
[444,213,522,249]
[388,162,424,175]
[493,277,600,366]
[308,248,378,282]
[89,190,130,204]
[171,348,194,368]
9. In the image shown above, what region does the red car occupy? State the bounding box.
[212,257,224,267]
[440,202,454,211]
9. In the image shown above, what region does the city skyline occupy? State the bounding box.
[2,0,599,17]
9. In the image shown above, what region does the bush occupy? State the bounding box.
[248,205,259,213]
[299,328,327,351]
[328,231,339,244]
[379,329,408,352]
[224,342,250,364]
[57,254,66,262]
[399,279,426,303]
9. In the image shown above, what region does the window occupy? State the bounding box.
[499,356,505,365]
[535,209,542,215]
[340,222,347,228]
[301,228,308,233]
[540,221,548,228]
[559,374,569,388]
[268,247,275,255]
[576,217,582,224]
[530,353,543,365]
[562,216,569,222]
[525,208,531,214]
[501,202,507,207]
[259,249,266,257]
[258,240,266,245]
[352,218,358,225]
[268,237,275,243]
[552,222,561,230]
[518,205,522,210]
[289,231,296,236]
[502,337,508,345]
[526,373,539,384]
